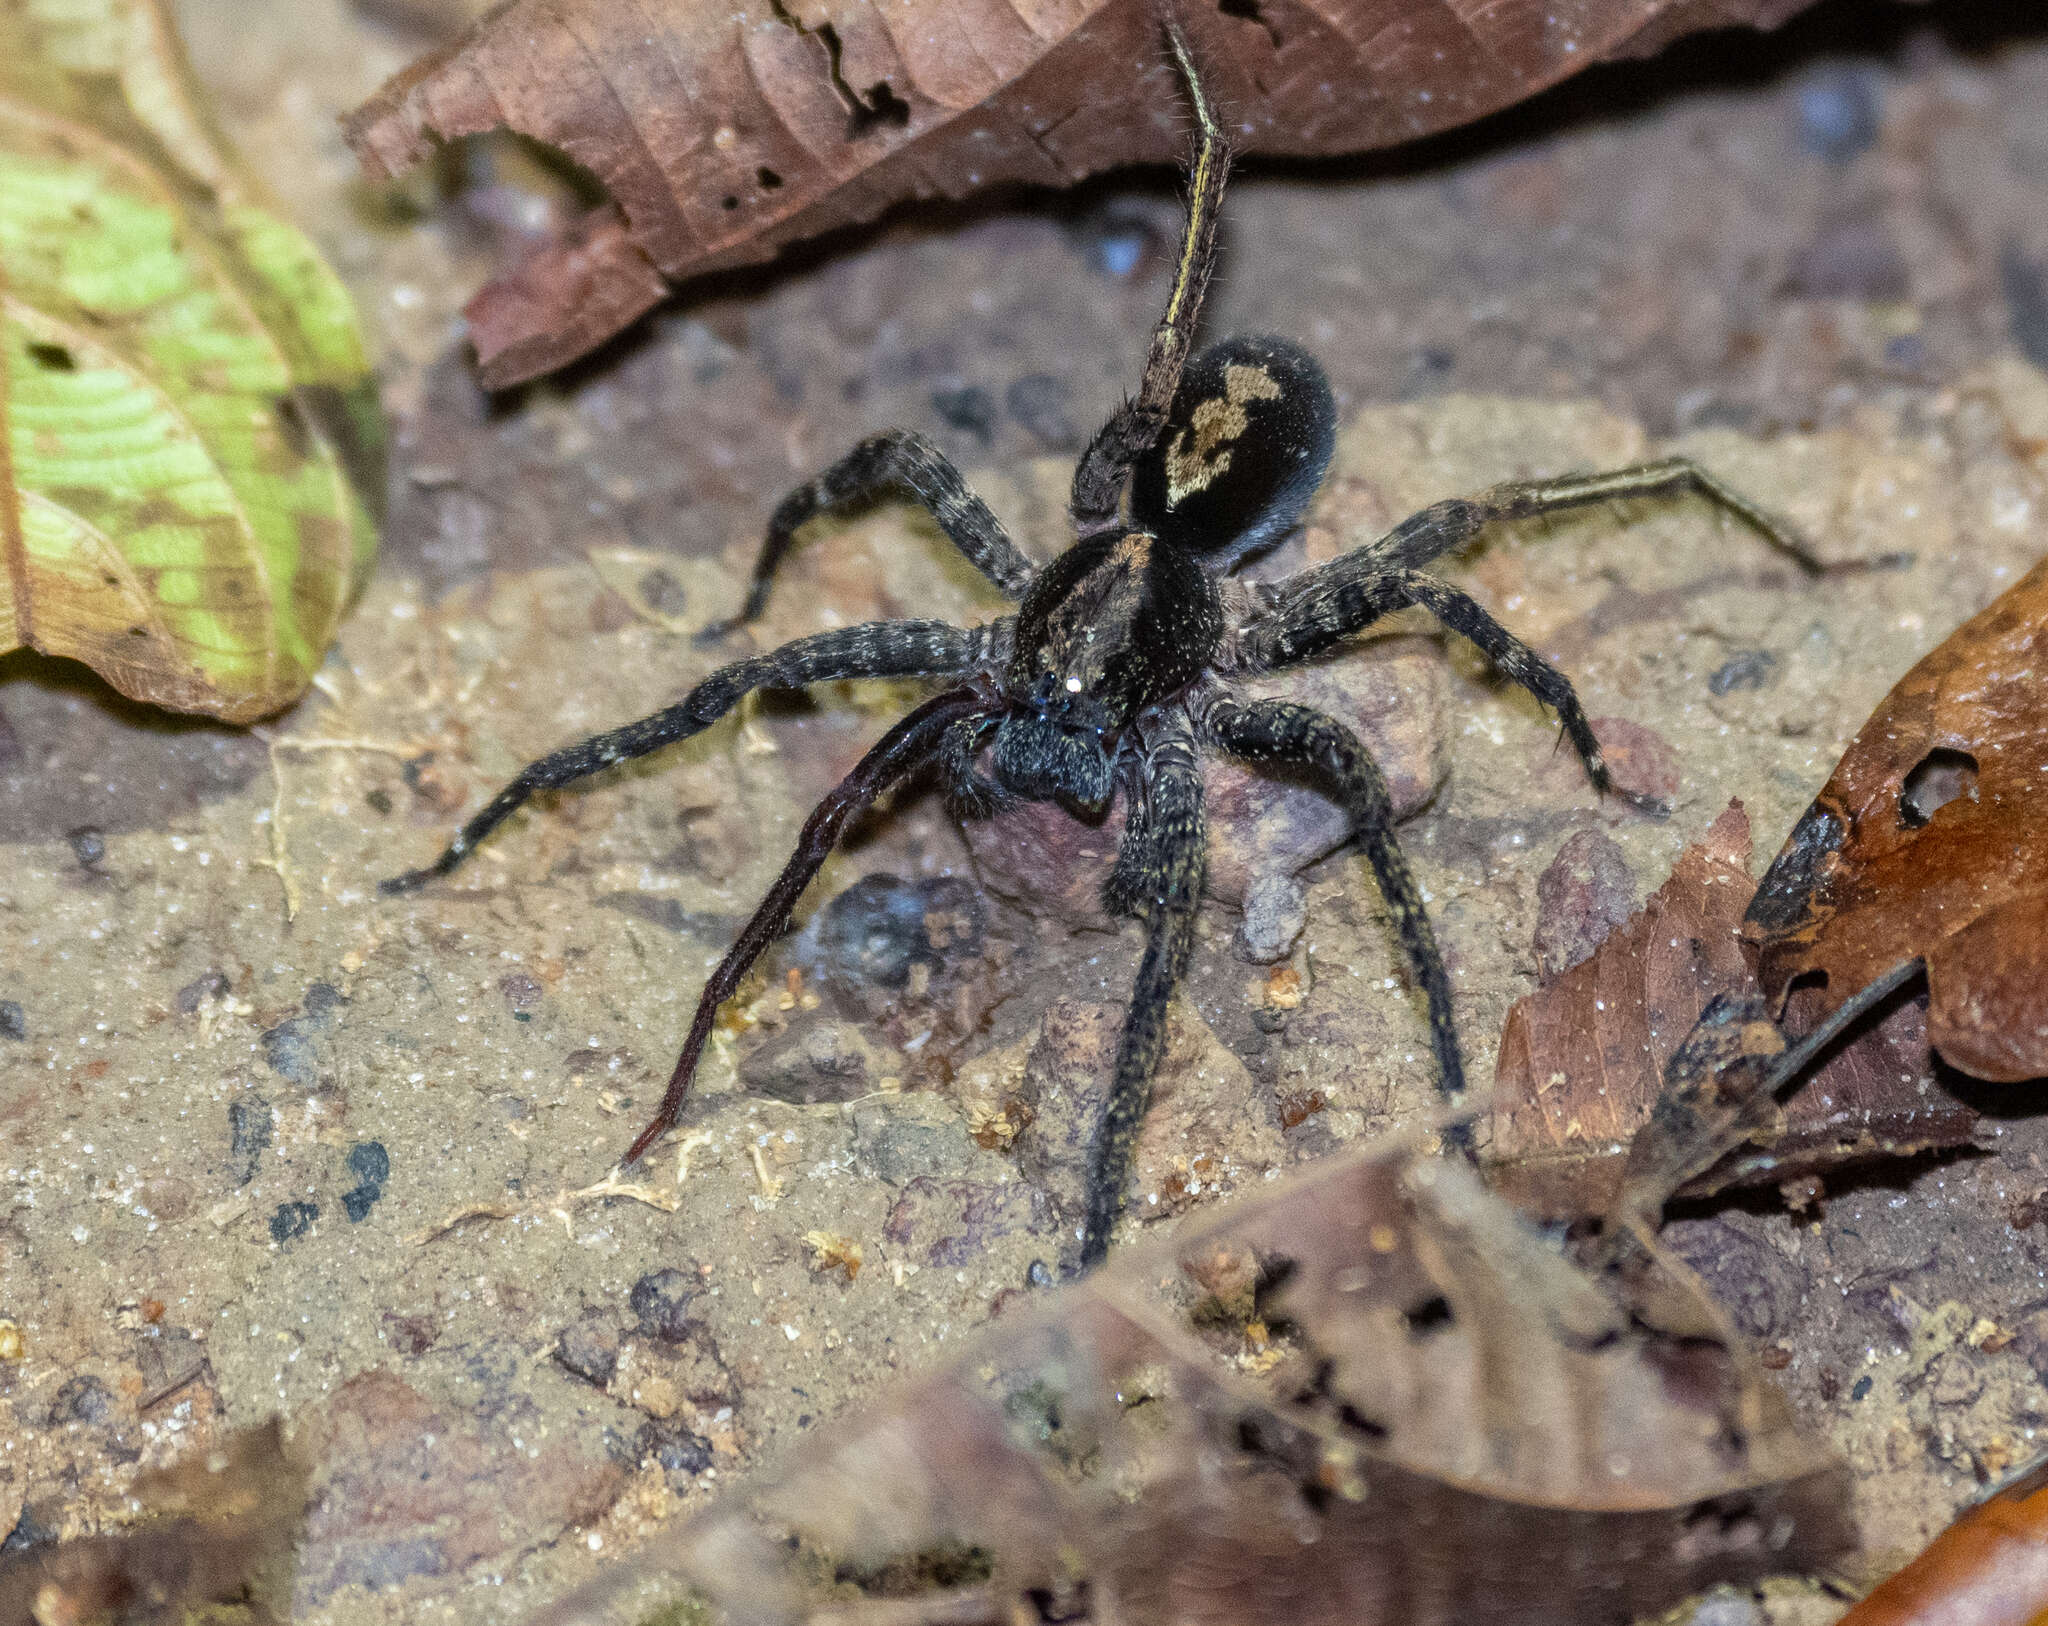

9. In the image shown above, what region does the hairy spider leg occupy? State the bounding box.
[1081,713,1207,1267]
[623,686,996,1165]
[1069,14,1232,533]
[1396,572,1666,815]
[1201,694,1465,1126]
[380,619,1001,893]
[939,712,1012,819]
[697,430,1039,645]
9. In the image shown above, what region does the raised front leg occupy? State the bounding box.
[1080,713,1207,1270]
[700,430,1037,642]
[1201,695,1468,1133]
[1069,17,1232,533]
[382,618,1000,894]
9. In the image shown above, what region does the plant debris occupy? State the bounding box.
[1488,802,1981,1219]
[0,0,380,721]
[1745,554,2048,1086]
[524,1133,1850,1626]
[342,0,1823,386]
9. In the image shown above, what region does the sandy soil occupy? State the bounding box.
[5,2,2048,1622]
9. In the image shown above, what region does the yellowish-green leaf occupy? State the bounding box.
[0,0,380,723]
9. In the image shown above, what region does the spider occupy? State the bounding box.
[383,16,1825,1270]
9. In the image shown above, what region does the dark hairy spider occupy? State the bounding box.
[384,16,1827,1270]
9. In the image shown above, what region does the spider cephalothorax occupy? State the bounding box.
[384,17,1824,1269]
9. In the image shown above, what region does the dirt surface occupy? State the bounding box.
[5,1,2048,1622]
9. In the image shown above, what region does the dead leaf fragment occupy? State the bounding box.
[1745,554,2048,1083]
[524,1132,1848,1626]
[1489,802,1979,1219]
[345,0,1824,386]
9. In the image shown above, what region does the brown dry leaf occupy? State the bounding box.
[1833,1451,2048,1626]
[0,1420,304,1626]
[525,1133,1848,1626]
[344,0,1820,387]
[1488,801,1979,1220]
[1745,554,2048,1085]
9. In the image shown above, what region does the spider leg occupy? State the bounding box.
[623,686,993,1165]
[1200,695,1468,1131]
[1069,16,1232,533]
[381,618,1006,893]
[699,431,1037,643]
[1396,572,1668,815]
[1081,712,1206,1269]
[1238,455,1831,673]
[940,713,1014,820]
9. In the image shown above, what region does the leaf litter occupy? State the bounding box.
[340,0,1826,387]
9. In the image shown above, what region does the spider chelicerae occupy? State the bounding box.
[384,17,1826,1269]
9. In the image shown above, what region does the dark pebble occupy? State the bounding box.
[174,969,228,1014]
[348,1141,391,1187]
[813,872,984,990]
[1,1500,59,1557]
[341,1184,382,1223]
[637,567,688,618]
[1006,374,1078,450]
[268,1201,319,1244]
[554,1318,621,1388]
[303,982,348,1023]
[1795,68,1879,163]
[259,1019,319,1087]
[48,1374,113,1425]
[66,827,106,868]
[1708,650,1779,695]
[227,1097,273,1188]
[0,1002,23,1042]
[365,787,394,815]
[1027,1259,1053,1289]
[931,385,997,442]
[629,1268,698,1343]
[1849,1375,1872,1401]
[638,1419,714,1482]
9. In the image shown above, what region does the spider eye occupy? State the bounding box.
[1063,676,1084,694]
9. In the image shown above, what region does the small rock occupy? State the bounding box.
[498,973,544,1014]
[66,827,105,868]
[1590,716,1680,809]
[260,1018,320,1087]
[174,970,228,1014]
[1707,650,1778,695]
[1795,67,1880,163]
[1007,374,1078,450]
[1237,875,1307,964]
[637,1418,713,1483]
[852,1095,976,1185]
[807,872,985,991]
[553,1317,621,1388]
[47,1374,113,1425]
[0,1002,23,1042]
[227,1097,273,1188]
[1533,829,1635,983]
[269,1201,319,1244]
[348,1141,391,1187]
[629,1268,698,1343]
[931,385,996,441]
[741,1017,905,1105]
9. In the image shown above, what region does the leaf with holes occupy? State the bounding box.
[1,0,381,723]
[1744,554,2048,1083]
[343,0,1823,388]
[521,1134,1849,1626]
[1486,802,1978,1222]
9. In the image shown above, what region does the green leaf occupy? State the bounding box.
[0,0,380,723]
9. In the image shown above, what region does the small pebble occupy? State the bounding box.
[66,827,105,868]
[268,1201,319,1244]
[47,1374,113,1425]
[931,385,996,442]
[1707,650,1778,695]
[0,1002,23,1042]
[629,1268,698,1343]
[553,1318,621,1388]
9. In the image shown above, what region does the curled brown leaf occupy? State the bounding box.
[344,0,1822,386]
